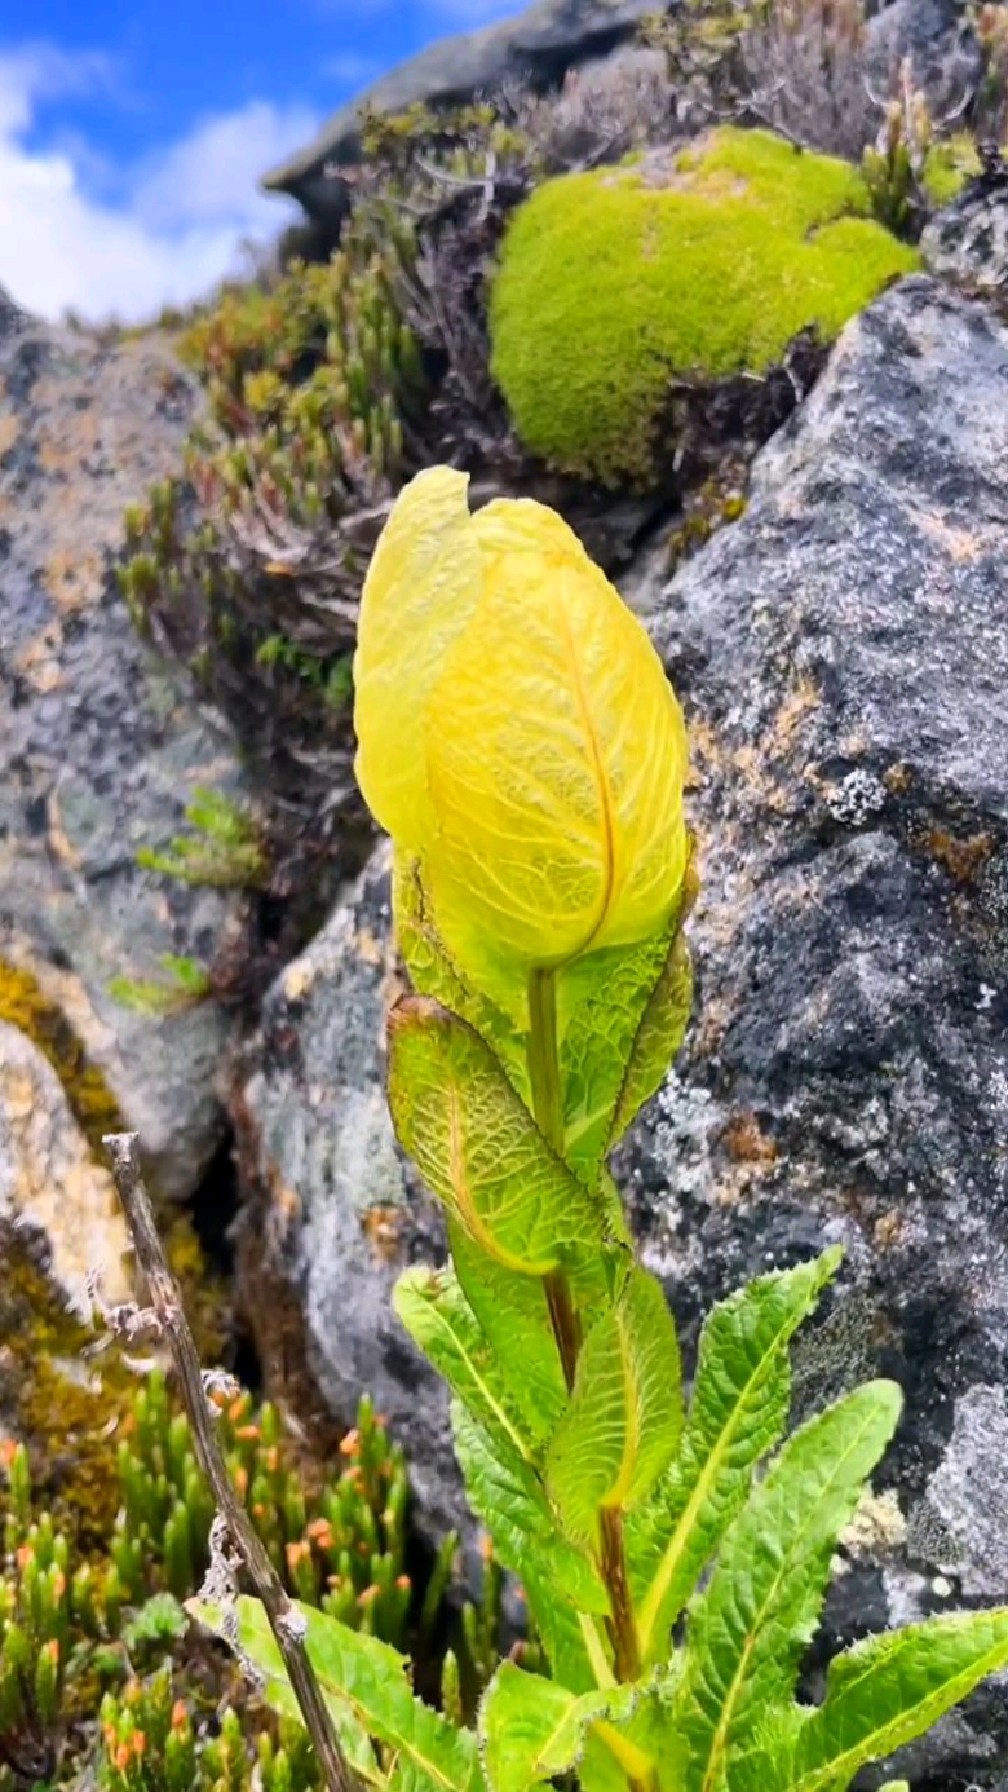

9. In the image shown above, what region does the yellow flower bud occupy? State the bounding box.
[353,467,689,994]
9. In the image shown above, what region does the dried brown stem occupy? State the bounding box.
[102,1131,356,1792]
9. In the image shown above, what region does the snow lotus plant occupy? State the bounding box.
[197,470,1008,1792]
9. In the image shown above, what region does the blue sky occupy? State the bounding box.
[0,0,517,321]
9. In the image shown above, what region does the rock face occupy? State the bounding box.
[237,847,456,1540]
[0,295,249,1201]
[628,273,1008,1789]
[242,273,1008,1784]
[0,1022,132,1316]
[922,168,1008,297]
[863,0,977,90]
[260,0,658,223]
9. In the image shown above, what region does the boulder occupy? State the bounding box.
[627,272,1008,1789]
[922,164,1008,297]
[260,0,658,225]
[0,1021,132,1317]
[236,845,457,1540]
[0,294,249,1202]
[238,273,1008,1783]
[863,0,977,86]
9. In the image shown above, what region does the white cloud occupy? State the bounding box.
[0,45,318,324]
[322,52,383,91]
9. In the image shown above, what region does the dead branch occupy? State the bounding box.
[101,1131,357,1792]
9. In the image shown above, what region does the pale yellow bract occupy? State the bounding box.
[353,466,689,992]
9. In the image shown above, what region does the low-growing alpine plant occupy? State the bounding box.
[196,468,1008,1791]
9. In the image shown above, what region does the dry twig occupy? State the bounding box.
[102,1131,357,1792]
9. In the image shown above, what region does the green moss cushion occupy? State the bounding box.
[489,127,920,486]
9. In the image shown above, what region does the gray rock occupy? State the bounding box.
[240,273,1008,1782]
[863,0,978,94]
[0,298,250,1201]
[627,273,1008,1787]
[922,172,1008,297]
[238,845,457,1541]
[261,0,658,222]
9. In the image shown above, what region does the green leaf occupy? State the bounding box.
[609,928,693,1145]
[394,1263,550,1460]
[452,1403,607,1692]
[630,1248,843,1664]
[448,1223,568,1444]
[192,1594,483,1792]
[387,996,605,1275]
[557,866,694,1185]
[393,849,530,1100]
[547,1267,683,1540]
[479,1663,634,1792]
[579,1730,634,1792]
[558,930,674,1182]
[678,1380,902,1792]
[729,1611,1008,1792]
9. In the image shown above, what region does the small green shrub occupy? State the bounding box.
[108,956,213,1016]
[489,126,920,486]
[921,131,983,207]
[1,1374,495,1787]
[135,786,266,891]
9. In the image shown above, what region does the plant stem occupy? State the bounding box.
[599,1508,641,1682]
[103,1132,357,1792]
[526,967,641,1683]
[527,967,581,1392]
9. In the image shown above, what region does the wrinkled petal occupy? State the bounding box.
[423,498,688,974]
[353,467,483,849]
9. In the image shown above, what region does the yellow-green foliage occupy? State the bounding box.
[177,211,423,516]
[922,132,982,207]
[490,127,920,486]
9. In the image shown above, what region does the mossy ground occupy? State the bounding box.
[489,126,921,487]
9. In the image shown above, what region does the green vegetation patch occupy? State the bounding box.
[921,132,982,208]
[490,126,920,486]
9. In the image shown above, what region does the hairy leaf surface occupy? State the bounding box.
[394,1266,546,1461]
[194,1594,483,1792]
[728,1611,1008,1792]
[452,1402,606,1691]
[558,929,676,1182]
[479,1663,637,1792]
[387,997,605,1274]
[678,1381,902,1792]
[547,1267,683,1540]
[448,1222,568,1442]
[393,847,529,1096]
[630,1248,843,1664]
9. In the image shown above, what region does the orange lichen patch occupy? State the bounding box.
[722,1110,778,1167]
[360,1203,407,1264]
[0,412,20,458]
[356,926,384,967]
[873,1209,905,1251]
[883,761,912,795]
[921,827,994,885]
[913,507,986,564]
[43,547,105,613]
[35,402,101,478]
[768,675,821,754]
[15,628,65,695]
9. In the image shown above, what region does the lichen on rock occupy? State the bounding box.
[489,125,920,486]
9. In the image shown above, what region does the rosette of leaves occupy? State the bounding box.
[195,469,1008,1792]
